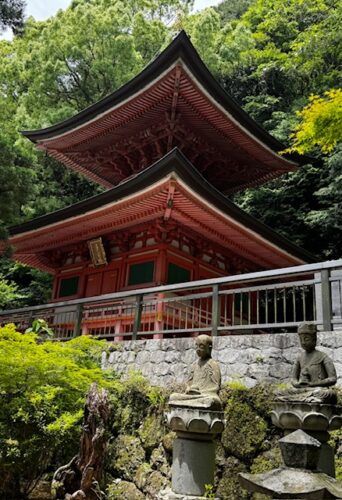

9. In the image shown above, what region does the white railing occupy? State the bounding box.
[1,260,342,340]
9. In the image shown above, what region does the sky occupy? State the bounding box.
[1,0,220,39]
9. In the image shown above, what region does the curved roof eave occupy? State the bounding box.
[21,31,316,167]
[9,148,316,264]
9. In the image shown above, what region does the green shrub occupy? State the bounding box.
[0,324,112,499]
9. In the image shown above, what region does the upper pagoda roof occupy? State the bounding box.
[22,32,313,193]
[7,148,315,273]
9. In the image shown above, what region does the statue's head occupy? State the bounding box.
[298,322,317,352]
[195,334,212,360]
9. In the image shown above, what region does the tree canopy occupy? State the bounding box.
[286,89,342,154]
[0,0,25,33]
[0,0,341,306]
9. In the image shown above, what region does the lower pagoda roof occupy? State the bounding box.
[21,32,314,193]
[6,149,315,273]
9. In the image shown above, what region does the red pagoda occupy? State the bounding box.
[7,32,313,313]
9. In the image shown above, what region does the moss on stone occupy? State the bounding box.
[162,431,176,454]
[247,383,276,417]
[138,413,164,453]
[111,371,166,435]
[150,444,170,477]
[216,457,248,500]
[145,470,170,497]
[252,493,273,500]
[134,462,152,491]
[105,382,287,498]
[108,434,145,481]
[335,457,342,481]
[107,479,145,500]
[250,446,282,474]
[329,426,342,453]
[215,439,226,469]
[221,393,268,460]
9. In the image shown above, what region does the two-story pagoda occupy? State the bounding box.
[4,32,314,336]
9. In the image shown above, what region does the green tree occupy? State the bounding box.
[0,40,34,235]
[0,325,112,499]
[286,89,342,154]
[305,147,342,258]
[208,0,342,260]
[214,0,255,24]
[0,0,25,34]
[0,274,25,308]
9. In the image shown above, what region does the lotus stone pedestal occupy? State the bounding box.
[165,405,224,498]
[271,401,342,477]
[239,429,342,498]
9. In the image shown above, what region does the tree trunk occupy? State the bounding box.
[52,384,110,500]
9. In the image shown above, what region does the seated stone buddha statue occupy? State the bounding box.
[276,322,337,404]
[169,334,222,410]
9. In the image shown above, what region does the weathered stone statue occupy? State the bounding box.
[276,322,337,404]
[164,334,225,498]
[169,334,222,410]
[239,322,342,498]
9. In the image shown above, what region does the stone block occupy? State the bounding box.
[247,364,270,381]
[135,351,151,364]
[152,350,166,364]
[319,333,339,349]
[173,337,192,352]
[180,349,196,365]
[334,347,342,363]
[227,363,249,377]
[146,340,161,352]
[269,364,291,380]
[215,349,240,364]
[165,350,181,364]
[157,362,171,376]
[126,351,136,363]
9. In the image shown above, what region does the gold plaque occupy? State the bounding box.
[88,237,107,267]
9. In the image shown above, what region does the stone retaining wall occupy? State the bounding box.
[102,332,342,387]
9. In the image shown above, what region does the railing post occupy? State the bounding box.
[320,269,332,331]
[133,295,143,340]
[73,304,83,337]
[212,284,220,336]
[27,310,34,331]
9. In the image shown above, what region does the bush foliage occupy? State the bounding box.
[0,325,112,498]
